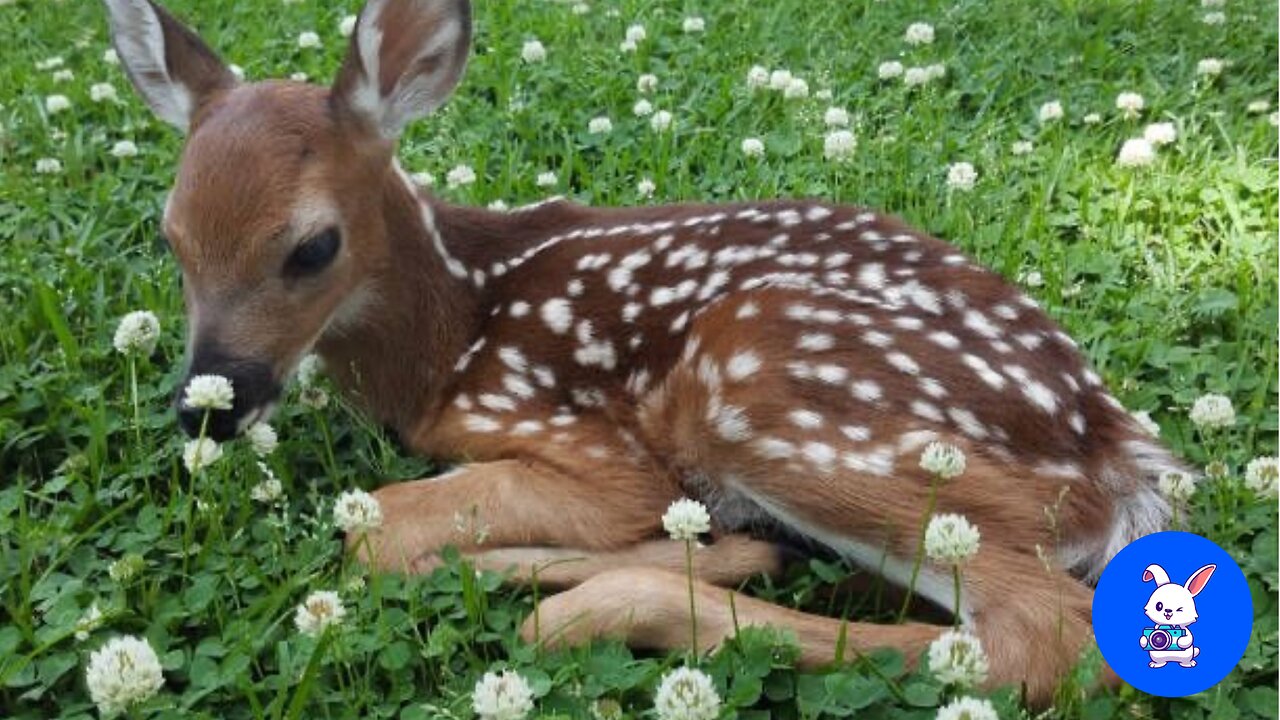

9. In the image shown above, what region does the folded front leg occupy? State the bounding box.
[352,457,677,572]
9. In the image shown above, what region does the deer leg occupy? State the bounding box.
[351,458,674,572]
[522,567,942,669]
[439,534,787,590]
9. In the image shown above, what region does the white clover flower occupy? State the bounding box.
[946,162,978,191]
[410,171,435,187]
[53,68,75,82]
[783,77,809,99]
[937,696,998,720]
[625,24,647,43]
[927,629,989,687]
[334,488,383,533]
[920,442,966,479]
[521,39,546,64]
[662,497,711,541]
[925,513,980,564]
[924,63,946,81]
[1201,0,1225,6]
[1116,137,1156,167]
[878,61,905,80]
[183,374,234,410]
[1189,393,1235,430]
[768,69,793,91]
[823,130,856,161]
[1158,470,1196,502]
[1201,11,1225,24]
[45,94,72,114]
[245,422,278,456]
[110,140,138,158]
[297,31,321,49]
[36,56,65,71]
[746,65,770,90]
[299,385,330,409]
[682,16,705,33]
[633,99,654,117]
[1270,111,1279,127]
[289,72,309,83]
[1244,457,1279,499]
[650,110,673,131]
[1196,58,1224,77]
[903,66,931,87]
[296,353,324,387]
[904,22,935,45]
[654,666,721,720]
[1011,140,1034,155]
[90,82,118,103]
[1247,99,1271,114]
[108,555,143,583]
[75,603,105,641]
[741,137,765,158]
[572,2,590,13]
[229,64,246,80]
[1082,112,1102,124]
[815,88,834,101]
[104,48,120,65]
[250,475,284,504]
[1143,122,1177,146]
[339,14,357,37]
[637,178,656,198]
[1038,100,1064,123]
[535,171,558,188]
[182,438,223,474]
[473,669,535,720]
[1131,410,1161,437]
[85,635,165,716]
[637,73,658,93]
[619,39,637,53]
[113,310,160,355]
[588,116,614,134]
[1115,91,1145,118]
[294,590,345,637]
[823,106,850,127]
[1020,269,1044,287]
[447,164,477,188]
[488,199,509,211]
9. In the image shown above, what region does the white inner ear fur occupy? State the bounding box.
[104,0,194,131]
[350,0,464,139]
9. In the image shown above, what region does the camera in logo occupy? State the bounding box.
[1142,624,1186,652]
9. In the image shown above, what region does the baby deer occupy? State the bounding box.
[105,0,1183,702]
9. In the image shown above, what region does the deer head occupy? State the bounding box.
[103,0,472,439]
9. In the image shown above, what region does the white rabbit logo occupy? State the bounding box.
[1139,563,1216,668]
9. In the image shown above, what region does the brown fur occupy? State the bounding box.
[109,0,1180,705]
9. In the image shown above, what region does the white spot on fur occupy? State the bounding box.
[540,298,573,334]
[726,351,762,381]
[789,409,824,429]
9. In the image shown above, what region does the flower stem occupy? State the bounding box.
[129,355,141,450]
[685,538,698,660]
[952,564,963,629]
[898,476,939,622]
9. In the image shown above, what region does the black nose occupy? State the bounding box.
[175,343,281,441]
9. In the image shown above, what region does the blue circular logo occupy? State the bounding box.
[1092,531,1253,697]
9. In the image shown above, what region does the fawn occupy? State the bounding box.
[105,0,1184,702]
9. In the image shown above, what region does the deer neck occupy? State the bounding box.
[312,166,496,437]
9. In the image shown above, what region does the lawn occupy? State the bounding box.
[0,0,1277,717]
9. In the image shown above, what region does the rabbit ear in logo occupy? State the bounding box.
[1143,564,1171,586]
[1185,564,1216,597]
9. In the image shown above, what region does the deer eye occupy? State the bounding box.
[285,227,341,277]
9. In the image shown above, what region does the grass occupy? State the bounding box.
[0,0,1277,717]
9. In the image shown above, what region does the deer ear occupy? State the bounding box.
[1186,564,1216,597]
[332,0,472,140]
[102,0,237,133]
